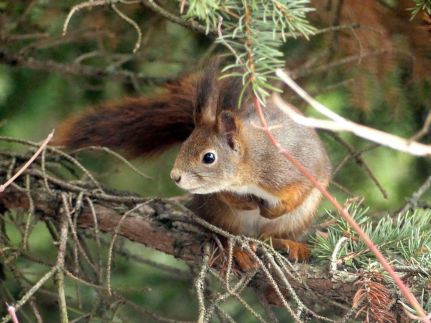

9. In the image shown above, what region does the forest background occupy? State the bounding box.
[0,0,431,322]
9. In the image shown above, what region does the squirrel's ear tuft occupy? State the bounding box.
[218,110,238,150]
[194,59,221,125]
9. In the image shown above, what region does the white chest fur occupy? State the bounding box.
[234,188,322,238]
[228,184,281,206]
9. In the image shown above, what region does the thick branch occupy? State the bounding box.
[0,187,203,262]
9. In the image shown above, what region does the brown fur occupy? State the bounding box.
[188,194,245,236]
[217,192,258,210]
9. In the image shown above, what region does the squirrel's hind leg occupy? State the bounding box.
[232,238,309,270]
[233,246,259,272]
[268,238,309,261]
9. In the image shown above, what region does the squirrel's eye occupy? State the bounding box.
[202,152,216,164]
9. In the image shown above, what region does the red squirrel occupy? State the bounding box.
[55,61,331,262]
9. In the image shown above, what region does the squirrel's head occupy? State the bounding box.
[170,110,243,194]
[170,61,246,194]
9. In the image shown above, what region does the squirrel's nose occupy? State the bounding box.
[170,170,182,183]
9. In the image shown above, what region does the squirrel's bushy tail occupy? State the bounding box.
[54,77,197,157]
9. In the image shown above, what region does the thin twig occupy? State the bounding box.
[140,0,211,35]
[245,245,302,322]
[291,48,413,79]
[71,146,151,179]
[85,197,104,280]
[106,202,151,295]
[195,244,210,323]
[63,193,98,274]
[0,49,169,84]
[22,175,34,251]
[111,3,142,53]
[410,110,431,142]
[62,0,108,36]
[40,147,53,195]
[330,237,348,275]
[0,135,104,192]
[328,132,388,198]
[399,175,431,215]
[264,250,335,322]
[0,267,57,323]
[57,194,70,323]
[0,130,54,193]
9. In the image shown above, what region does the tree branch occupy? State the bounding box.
[1,169,423,308]
[0,48,170,85]
[139,0,215,36]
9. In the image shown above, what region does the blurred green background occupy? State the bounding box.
[1,0,430,322]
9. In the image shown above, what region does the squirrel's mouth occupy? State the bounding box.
[186,187,214,194]
[181,185,221,195]
[173,176,228,194]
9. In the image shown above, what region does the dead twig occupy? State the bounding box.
[410,110,431,142]
[399,174,431,215]
[0,130,54,193]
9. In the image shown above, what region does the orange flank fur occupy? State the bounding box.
[259,183,312,219]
